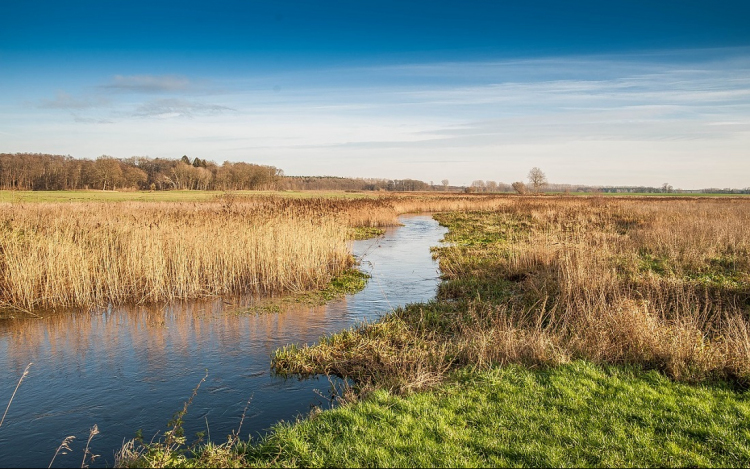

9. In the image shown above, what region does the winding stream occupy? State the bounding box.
[0,214,447,468]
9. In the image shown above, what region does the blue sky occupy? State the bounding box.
[1,1,749,188]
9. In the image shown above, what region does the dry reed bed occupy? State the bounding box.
[440,197,750,382]
[0,194,518,310]
[274,197,750,389]
[0,198,354,309]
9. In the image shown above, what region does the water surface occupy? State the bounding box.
[0,214,446,468]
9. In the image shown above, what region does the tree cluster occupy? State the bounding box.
[283,176,435,192]
[0,153,282,191]
[468,180,513,193]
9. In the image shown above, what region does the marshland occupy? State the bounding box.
[1,191,749,467]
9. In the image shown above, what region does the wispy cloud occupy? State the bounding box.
[6,50,750,188]
[103,75,192,93]
[71,113,112,124]
[132,98,235,118]
[38,91,109,110]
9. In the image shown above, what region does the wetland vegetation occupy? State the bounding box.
[2,192,749,467]
[109,195,750,468]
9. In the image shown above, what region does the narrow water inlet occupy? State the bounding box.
[0,214,447,468]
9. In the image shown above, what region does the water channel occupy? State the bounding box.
[0,214,447,468]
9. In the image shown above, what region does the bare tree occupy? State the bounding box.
[486,180,498,192]
[441,179,449,191]
[527,167,548,193]
[471,180,486,192]
[511,181,527,194]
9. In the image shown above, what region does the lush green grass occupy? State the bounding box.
[348,226,387,240]
[240,362,750,468]
[0,189,372,203]
[130,362,750,468]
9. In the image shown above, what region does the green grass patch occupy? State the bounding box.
[348,226,386,240]
[0,189,373,203]
[142,362,750,468]
[242,268,370,315]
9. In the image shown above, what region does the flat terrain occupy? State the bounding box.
[0,189,373,203]
[117,196,750,468]
[2,189,747,204]
[239,363,750,468]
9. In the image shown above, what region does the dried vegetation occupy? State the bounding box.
[0,193,515,311]
[274,197,750,390]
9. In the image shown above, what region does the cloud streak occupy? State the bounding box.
[38,92,109,110]
[6,50,750,188]
[131,98,235,118]
[103,74,192,93]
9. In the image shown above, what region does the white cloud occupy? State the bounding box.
[103,75,192,93]
[38,91,109,109]
[131,99,236,118]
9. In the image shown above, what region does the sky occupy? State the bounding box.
[1,0,749,188]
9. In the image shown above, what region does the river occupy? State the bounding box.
[0,214,446,468]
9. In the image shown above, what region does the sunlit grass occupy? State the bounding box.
[121,362,750,468]
[0,189,373,203]
[243,362,750,468]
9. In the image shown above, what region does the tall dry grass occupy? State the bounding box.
[0,193,519,311]
[0,198,353,309]
[274,197,750,390]
[439,197,750,382]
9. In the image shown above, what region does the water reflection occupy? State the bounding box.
[0,214,446,468]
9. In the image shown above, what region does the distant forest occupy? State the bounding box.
[1,153,747,194]
[0,153,450,192]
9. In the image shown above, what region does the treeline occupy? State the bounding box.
[0,153,282,191]
[599,186,750,194]
[282,176,434,192]
[0,153,442,192]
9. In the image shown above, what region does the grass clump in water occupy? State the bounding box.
[348,226,386,240]
[243,268,370,315]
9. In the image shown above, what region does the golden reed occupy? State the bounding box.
[0,198,354,309]
[274,196,750,389]
[0,193,517,310]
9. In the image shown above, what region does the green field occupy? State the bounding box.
[0,189,372,203]
[238,363,750,468]
[125,362,750,468]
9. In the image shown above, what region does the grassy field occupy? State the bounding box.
[562,192,749,197]
[0,197,360,310]
[235,362,750,468]
[3,189,746,204]
[275,197,750,388]
[117,196,750,467]
[0,189,374,203]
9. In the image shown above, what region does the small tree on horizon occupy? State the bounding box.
[527,167,548,193]
[512,181,527,194]
[441,179,449,191]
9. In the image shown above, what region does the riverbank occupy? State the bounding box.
[1,214,448,468]
[121,197,750,467]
